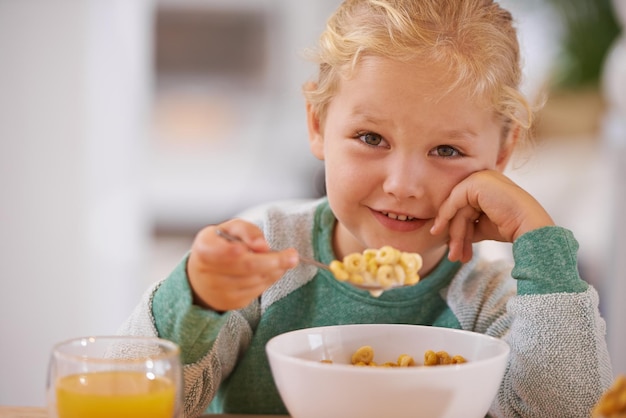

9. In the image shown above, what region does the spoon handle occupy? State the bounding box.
[215,228,330,272]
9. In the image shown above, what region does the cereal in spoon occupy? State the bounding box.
[329,246,423,297]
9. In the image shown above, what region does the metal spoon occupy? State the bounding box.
[215,228,330,271]
[215,227,407,297]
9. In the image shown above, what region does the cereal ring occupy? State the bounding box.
[351,345,374,365]
[413,253,423,271]
[375,246,401,265]
[343,253,366,273]
[404,272,420,285]
[424,350,438,366]
[399,252,416,272]
[436,351,452,365]
[363,248,378,261]
[452,355,467,364]
[329,260,349,281]
[348,273,365,285]
[376,265,395,287]
[329,246,423,294]
[394,264,406,284]
[343,346,468,368]
[397,354,415,367]
[366,257,379,276]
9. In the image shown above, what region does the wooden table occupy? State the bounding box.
[0,406,288,418]
[0,407,45,418]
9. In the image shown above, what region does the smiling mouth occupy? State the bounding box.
[381,211,416,222]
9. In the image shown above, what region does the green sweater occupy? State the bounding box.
[119,198,613,417]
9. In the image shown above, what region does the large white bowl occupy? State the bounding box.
[266,324,509,418]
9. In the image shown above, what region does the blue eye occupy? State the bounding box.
[431,145,461,158]
[357,132,385,147]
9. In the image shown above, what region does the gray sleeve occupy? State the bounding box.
[447,228,613,417]
[490,288,613,417]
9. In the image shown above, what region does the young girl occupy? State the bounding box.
[121,0,614,416]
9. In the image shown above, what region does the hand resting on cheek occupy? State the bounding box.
[430,170,555,263]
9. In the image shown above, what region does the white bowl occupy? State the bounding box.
[266,324,509,418]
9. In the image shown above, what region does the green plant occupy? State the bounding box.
[547,0,620,88]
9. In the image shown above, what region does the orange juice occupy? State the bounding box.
[55,370,176,418]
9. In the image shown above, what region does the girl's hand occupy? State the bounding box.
[187,219,299,312]
[430,170,555,263]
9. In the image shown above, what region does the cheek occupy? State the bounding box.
[424,165,468,200]
[323,155,382,224]
[324,159,369,199]
[323,165,353,228]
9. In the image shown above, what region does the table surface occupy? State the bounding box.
[0,407,45,418]
[0,406,288,418]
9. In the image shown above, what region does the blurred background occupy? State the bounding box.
[1,0,624,407]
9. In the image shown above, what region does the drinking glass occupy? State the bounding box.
[47,336,183,418]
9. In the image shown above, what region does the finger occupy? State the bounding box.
[192,226,297,278]
[472,216,507,243]
[193,226,248,263]
[446,215,467,262]
[214,271,277,293]
[215,220,299,271]
[194,266,286,311]
[431,197,473,237]
[218,220,271,252]
[445,208,480,262]
[460,220,476,263]
[238,249,299,274]
[448,226,475,262]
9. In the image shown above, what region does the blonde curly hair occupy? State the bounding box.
[303,0,533,144]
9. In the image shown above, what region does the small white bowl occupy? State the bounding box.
[266,324,509,418]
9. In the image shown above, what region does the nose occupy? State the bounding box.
[381,155,427,200]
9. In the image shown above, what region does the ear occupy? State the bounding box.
[304,82,325,161]
[495,123,520,171]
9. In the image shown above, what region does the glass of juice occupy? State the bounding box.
[47,336,183,418]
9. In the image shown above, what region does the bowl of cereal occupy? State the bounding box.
[266,324,509,418]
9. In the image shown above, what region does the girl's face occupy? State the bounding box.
[307,56,514,274]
